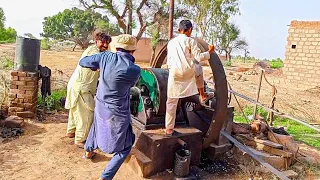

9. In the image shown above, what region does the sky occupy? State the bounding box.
[1,0,320,59]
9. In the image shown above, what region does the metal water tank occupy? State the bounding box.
[14,37,40,72]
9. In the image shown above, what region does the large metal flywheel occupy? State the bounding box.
[150,38,228,148]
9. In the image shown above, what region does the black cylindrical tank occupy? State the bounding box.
[14,37,40,72]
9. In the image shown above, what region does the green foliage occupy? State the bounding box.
[180,0,240,40]
[0,7,5,29]
[273,118,319,148]
[150,26,160,47]
[0,8,16,43]
[41,7,120,49]
[233,105,320,148]
[0,56,14,70]
[270,58,284,69]
[223,61,231,67]
[40,38,51,50]
[0,27,17,42]
[95,20,121,36]
[38,89,66,111]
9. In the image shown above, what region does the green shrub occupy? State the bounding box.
[0,27,17,42]
[38,88,66,111]
[40,38,51,50]
[0,39,15,44]
[223,61,232,67]
[0,56,14,70]
[270,58,284,69]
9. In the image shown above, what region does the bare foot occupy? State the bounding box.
[165,129,174,135]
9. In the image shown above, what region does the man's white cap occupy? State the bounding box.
[110,34,137,52]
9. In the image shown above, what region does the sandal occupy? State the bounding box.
[75,141,85,149]
[199,93,215,109]
[82,152,96,159]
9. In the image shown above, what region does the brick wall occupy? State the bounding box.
[284,20,320,89]
[8,71,39,118]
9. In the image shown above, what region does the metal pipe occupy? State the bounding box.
[221,130,290,180]
[228,89,320,133]
[177,138,187,148]
[253,70,263,119]
[168,0,174,39]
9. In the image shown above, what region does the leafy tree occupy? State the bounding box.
[0,27,17,42]
[41,7,121,50]
[180,0,240,40]
[148,23,161,61]
[79,0,188,41]
[147,14,170,61]
[0,7,5,29]
[216,22,248,62]
[0,7,17,43]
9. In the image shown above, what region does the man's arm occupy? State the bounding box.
[79,53,104,70]
[190,38,213,62]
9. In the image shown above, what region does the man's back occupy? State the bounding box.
[83,51,141,112]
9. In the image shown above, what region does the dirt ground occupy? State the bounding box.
[1,44,320,180]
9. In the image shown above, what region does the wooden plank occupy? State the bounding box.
[238,134,283,149]
[235,136,293,158]
[268,132,299,158]
[253,137,283,149]
[221,131,290,180]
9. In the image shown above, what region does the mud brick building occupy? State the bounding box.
[284,20,320,89]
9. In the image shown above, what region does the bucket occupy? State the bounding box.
[174,149,191,177]
[14,37,40,72]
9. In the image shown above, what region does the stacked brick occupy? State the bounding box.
[284,20,320,89]
[8,70,39,118]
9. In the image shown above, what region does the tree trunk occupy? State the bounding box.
[228,52,231,62]
[72,44,77,51]
[136,25,147,41]
[126,0,133,35]
[224,50,228,61]
[151,46,156,63]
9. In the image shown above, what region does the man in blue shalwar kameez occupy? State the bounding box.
[78,34,141,180]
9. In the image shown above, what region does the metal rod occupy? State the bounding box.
[268,87,276,126]
[229,89,320,133]
[168,0,174,39]
[228,82,250,124]
[253,70,264,119]
[220,130,290,180]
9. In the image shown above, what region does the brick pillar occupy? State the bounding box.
[8,70,39,118]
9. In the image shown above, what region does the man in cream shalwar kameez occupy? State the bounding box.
[65,32,111,146]
[165,20,215,135]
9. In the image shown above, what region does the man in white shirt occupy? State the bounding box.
[165,20,215,136]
